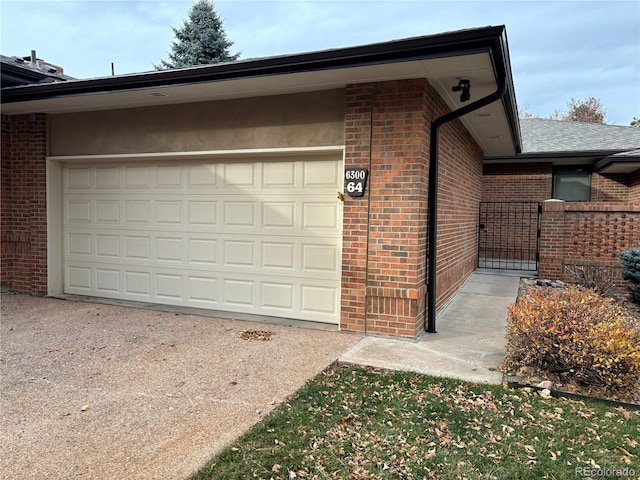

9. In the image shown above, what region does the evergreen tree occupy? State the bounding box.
[621,247,640,304]
[157,0,239,69]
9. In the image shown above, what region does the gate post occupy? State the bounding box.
[538,199,565,280]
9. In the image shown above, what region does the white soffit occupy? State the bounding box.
[2,52,515,156]
[598,162,640,173]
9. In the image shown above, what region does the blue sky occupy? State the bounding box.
[1,0,639,125]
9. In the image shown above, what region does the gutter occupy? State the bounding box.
[426,42,510,333]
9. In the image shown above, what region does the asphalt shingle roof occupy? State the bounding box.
[520,118,640,153]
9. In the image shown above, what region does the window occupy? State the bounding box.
[553,167,591,201]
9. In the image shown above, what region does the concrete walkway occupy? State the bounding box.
[340,271,523,384]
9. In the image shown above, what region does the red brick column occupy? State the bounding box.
[341,80,429,338]
[1,113,48,294]
[538,199,566,279]
[340,84,374,333]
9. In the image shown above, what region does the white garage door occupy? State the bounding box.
[62,157,343,323]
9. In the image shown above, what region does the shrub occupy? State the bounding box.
[620,246,640,304]
[502,286,640,395]
[564,263,616,296]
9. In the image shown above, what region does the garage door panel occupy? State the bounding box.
[302,243,339,273]
[261,282,294,311]
[67,233,91,256]
[304,160,340,187]
[187,201,217,226]
[96,268,120,293]
[96,166,120,189]
[156,273,183,300]
[303,202,339,230]
[124,270,151,297]
[262,202,295,229]
[67,166,92,189]
[156,165,183,188]
[224,163,257,188]
[125,200,151,224]
[188,239,218,265]
[156,237,183,263]
[96,199,120,224]
[263,162,296,188]
[96,234,120,258]
[67,266,92,290]
[301,285,338,315]
[187,276,218,305]
[124,165,151,189]
[157,201,183,225]
[224,240,255,267]
[223,279,255,306]
[262,242,295,270]
[223,201,256,227]
[188,164,218,188]
[63,157,342,323]
[124,236,151,260]
[67,199,92,224]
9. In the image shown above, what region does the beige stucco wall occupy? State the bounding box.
[49,89,346,156]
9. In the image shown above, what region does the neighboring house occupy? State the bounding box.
[1,25,638,340]
[1,51,72,87]
[483,118,640,284]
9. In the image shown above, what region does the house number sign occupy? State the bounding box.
[344,168,369,197]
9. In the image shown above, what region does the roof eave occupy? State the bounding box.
[1,26,521,156]
[2,27,506,103]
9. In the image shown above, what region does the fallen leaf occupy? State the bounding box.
[239,330,273,341]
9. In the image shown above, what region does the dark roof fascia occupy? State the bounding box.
[484,149,627,163]
[490,29,522,154]
[594,152,640,172]
[1,26,507,104]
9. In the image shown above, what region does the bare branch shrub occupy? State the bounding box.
[564,263,617,296]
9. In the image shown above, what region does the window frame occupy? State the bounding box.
[552,166,592,202]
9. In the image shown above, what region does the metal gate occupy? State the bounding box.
[478,201,540,271]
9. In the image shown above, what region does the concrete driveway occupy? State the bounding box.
[0,293,358,480]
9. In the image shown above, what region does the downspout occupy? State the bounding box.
[426,70,508,333]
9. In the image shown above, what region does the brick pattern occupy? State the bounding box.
[592,173,630,202]
[0,114,48,294]
[483,163,637,204]
[539,201,640,286]
[630,170,640,204]
[340,84,375,333]
[342,79,430,338]
[430,90,484,308]
[341,79,482,338]
[482,163,552,202]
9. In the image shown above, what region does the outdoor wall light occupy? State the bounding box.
[452,79,471,102]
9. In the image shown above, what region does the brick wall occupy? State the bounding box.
[342,80,429,338]
[0,114,48,294]
[430,90,484,308]
[538,201,640,286]
[341,79,482,338]
[482,163,552,202]
[630,170,640,203]
[592,173,630,202]
[483,163,637,204]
